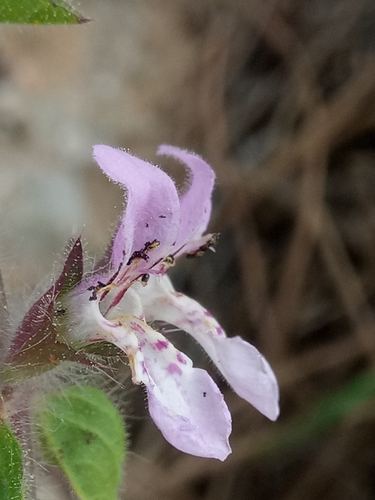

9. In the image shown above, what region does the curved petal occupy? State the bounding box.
[93,145,180,268]
[147,368,231,460]
[137,276,280,421]
[69,279,144,335]
[68,292,146,383]
[75,297,232,460]
[127,317,232,460]
[157,145,215,252]
[203,336,279,421]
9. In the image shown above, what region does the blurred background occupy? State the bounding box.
[2,0,375,498]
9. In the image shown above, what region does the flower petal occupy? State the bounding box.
[126,317,232,460]
[72,294,232,460]
[93,145,180,269]
[202,336,279,421]
[157,145,215,253]
[137,275,280,421]
[147,368,232,460]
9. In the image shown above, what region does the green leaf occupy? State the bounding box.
[37,386,126,500]
[0,0,89,24]
[0,421,23,500]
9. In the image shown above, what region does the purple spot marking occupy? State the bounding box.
[130,322,146,335]
[204,310,213,318]
[187,309,198,317]
[173,292,184,298]
[177,352,187,364]
[155,339,169,351]
[216,326,224,336]
[167,363,182,376]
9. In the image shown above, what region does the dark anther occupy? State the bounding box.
[163,254,175,267]
[127,240,160,265]
[127,250,149,266]
[203,392,207,397]
[159,215,166,219]
[186,233,219,259]
[88,289,97,301]
[88,282,106,301]
[144,239,160,251]
[141,274,150,286]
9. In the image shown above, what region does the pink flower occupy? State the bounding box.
[70,145,279,461]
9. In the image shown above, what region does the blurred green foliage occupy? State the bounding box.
[268,372,375,456]
[0,0,88,24]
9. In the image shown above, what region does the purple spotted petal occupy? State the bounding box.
[93,145,180,268]
[128,319,231,460]
[146,368,231,460]
[97,313,232,460]
[82,303,232,460]
[157,145,215,253]
[138,276,280,421]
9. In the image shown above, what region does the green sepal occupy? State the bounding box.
[81,342,124,359]
[1,238,89,383]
